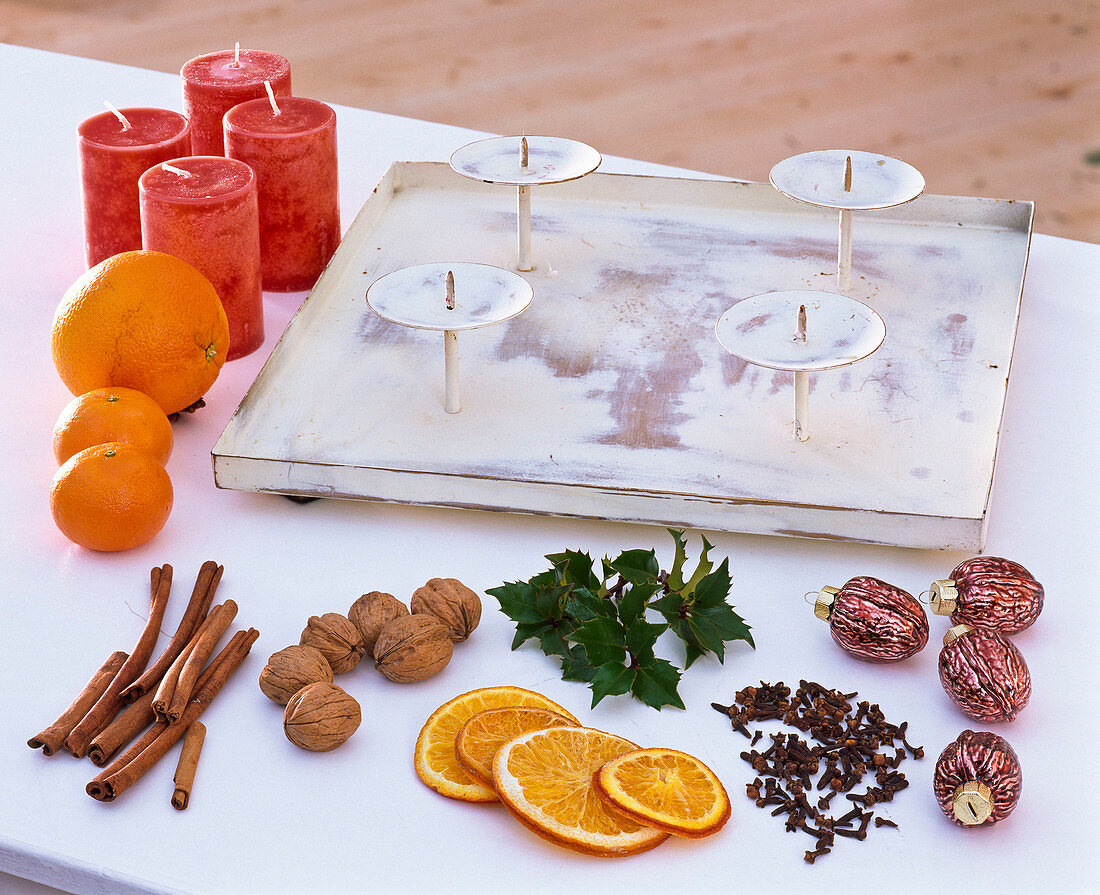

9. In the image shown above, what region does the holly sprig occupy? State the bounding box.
[486,530,754,711]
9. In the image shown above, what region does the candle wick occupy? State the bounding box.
[844,155,853,193]
[445,270,456,310]
[103,100,132,131]
[264,81,281,116]
[232,41,241,68]
[796,304,808,342]
[160,162,194,179]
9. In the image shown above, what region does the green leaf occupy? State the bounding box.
[539,624,575,659]
[608,548,660,585]
[665,529,689,590]
[693,601,755,652]
[488,581,552,625]
[616,583,654,627]
[568,616,627,666]
[667,598,755,667]
[490,530,752,711]
[649,591,684,621]
[530,568,559,589]
[560,645,597,682]
[624,618,664,662]
[630,657,685,710]
[683,533,716,597]
[589,662,636,706]
[564,587,616,621]
[547,549,600,590]
[510,621,553,650]
[692,558,733,609]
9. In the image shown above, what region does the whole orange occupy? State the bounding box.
[53,386,174,466]
[50,442,173,552]
[51,251,230,414]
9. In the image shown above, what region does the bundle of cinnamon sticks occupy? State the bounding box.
[28,562,259,805]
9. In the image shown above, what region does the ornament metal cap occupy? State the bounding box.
[943,623,973,647]
[814,586,840,621]
[953,780,993,825]
[930,579,959,615]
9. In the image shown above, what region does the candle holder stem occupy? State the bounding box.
[794,370,810,442]
[444,330,460,414]
[517,184,533,271]
[837,208,853,291]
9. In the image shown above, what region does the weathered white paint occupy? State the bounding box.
[212,162,1033,550]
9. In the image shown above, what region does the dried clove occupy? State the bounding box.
[713,679,922,864]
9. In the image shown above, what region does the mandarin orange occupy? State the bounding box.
[49,442,173,551]
[51,251,230,414]
[53,386,173,465]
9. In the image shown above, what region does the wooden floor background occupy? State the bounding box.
[3,0,1097,241]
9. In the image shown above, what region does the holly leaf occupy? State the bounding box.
[691,601,755,655]
[488,581,551,625]
[692,558,733,609]
[630,657,685,711]
[560,644,597,682]
[624,617,664,662]
[538,622,576,659]
[665,528,690,590]
[683,533,716,597]
[564,587,616,622]
[667,601,754,667]
[509,620,552,650]
[608,548,660,586]
[547,549,601,590]
[616,582,656,627]
[491,531,752,711]
[589,662,636,707]
[568,616,627,666]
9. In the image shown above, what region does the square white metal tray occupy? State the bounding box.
[212,162,1032,550]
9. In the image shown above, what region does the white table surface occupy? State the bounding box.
[1,43,1097,895]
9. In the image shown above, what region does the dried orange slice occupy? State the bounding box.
[455,706,579,788]
[492,727,670,857]
[593,747,731,838]
[414,686,579,803]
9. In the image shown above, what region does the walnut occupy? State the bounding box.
[300,613,365,674]
[373,615,453,683]
[348,591,410,658]
[283,682,361,752]
[410,578,482,643]
[258,644,333,705]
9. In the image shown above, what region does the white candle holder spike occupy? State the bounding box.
[450,135,601,272]
[715,289,886,441]
[769,150,924,292]
[365,262,533,414]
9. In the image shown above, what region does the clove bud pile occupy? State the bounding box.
[713,679,923,864]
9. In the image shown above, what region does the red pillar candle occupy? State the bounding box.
[139,157,263,360]
[78,108,191,268]
[180,49,291,155]
[224,96,340,292]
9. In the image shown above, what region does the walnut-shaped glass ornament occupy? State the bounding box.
[934,729,1022,827]
[938,625,1031,722]
[930,556,1044,635]
[812,576,928,662]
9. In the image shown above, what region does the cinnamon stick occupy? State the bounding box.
[166,600,237,723]
[120,561,222,704]
[87,687,157,767]
[152,633,198,721]
[87,627,259,802]
[66,564,173,758]
[28,651,128,756]
[171,721,206,809]
[95,629,252,781]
